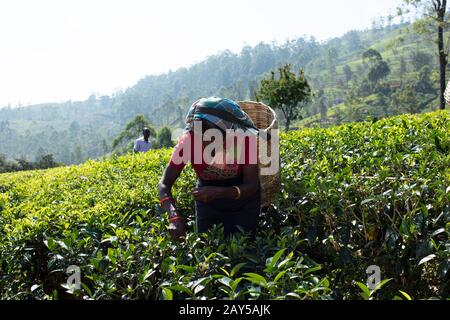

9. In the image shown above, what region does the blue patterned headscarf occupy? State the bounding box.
[184,97,258,135]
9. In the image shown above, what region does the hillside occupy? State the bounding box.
[1,110,449,300]
[1,22,447,165]
[296,24,450,128]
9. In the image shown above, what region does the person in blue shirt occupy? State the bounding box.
[134,128,153,153]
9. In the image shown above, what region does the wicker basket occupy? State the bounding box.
[238,101,280,208]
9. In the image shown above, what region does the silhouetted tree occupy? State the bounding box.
[256,64,311,131]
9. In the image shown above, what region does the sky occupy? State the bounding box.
[0,0,403,107]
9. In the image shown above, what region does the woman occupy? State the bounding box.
[158,97,261,241]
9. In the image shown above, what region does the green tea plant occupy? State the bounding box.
[0,151,328,300]
[1,110,449,299]
[280,110,450,298]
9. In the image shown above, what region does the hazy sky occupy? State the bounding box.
[0,0,402,107]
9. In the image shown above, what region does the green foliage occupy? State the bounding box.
[343,65,353,84]
[1,22,446,164]
[392,85,419,114]
[256,64,312,131]
[362,48,384,62]
[0,100,119,165]
[281,110,450,299]
[0,151,328,300]
[154,127,175,149]
[398,0,449,110]
[0,153,61,173]
[0,110,449,300]
[111,115,156,155]
[363,49,391,84]
[410,51,432,70]
[312,45,441,128]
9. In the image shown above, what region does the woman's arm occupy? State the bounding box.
[158,164,183,217]
[192,164,259,203]
[158,165,186,241]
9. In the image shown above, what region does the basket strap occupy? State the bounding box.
[195,106,272,141]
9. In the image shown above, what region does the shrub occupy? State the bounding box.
[280,110,450,298]
[1,110,449,299]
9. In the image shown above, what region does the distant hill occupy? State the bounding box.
[0,22,447,163]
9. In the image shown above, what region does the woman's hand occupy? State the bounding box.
[159,164,186,242]
[168,218,186,242]
[192,187,222,203]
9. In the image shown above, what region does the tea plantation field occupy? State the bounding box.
[0,110,449,300]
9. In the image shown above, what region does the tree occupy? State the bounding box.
[101,139,109,154]
[248,80,258,101]
[72,146,84,164]
[363,49,383,62]
[345,30,363,52]
[317,91,329,119]
[393,84,421,114]
[410,51,433,70]
[344,90,368,122]
[416,66,435,93]
[343,65,354,85]
[0,154,10,173]
[327,48,339,84]
[368,61,390,84]
[399,0,448,109]
[154,127,174,149]
[69,121,81,136]
[363,49,391,85]
[14,157,34,171]
[37,154,60,170]
[230,79,246,101]
[256,64,312,131]
[399,56,408,82]
[35,147,47,162]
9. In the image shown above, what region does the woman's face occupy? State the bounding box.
[194,120,242,164]
[195,120,225,148]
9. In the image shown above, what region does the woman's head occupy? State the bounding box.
[193,119,225,135]
[184,97,257,135]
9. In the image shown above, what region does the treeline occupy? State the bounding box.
[0,21,446,165]
[114,23,410,127]
[0,119,114,165]
[0,153,60,173]
[303,46,441,127]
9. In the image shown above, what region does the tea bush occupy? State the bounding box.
[280,110,450,298]
[0,150,329,299]
[0,110,449,299]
